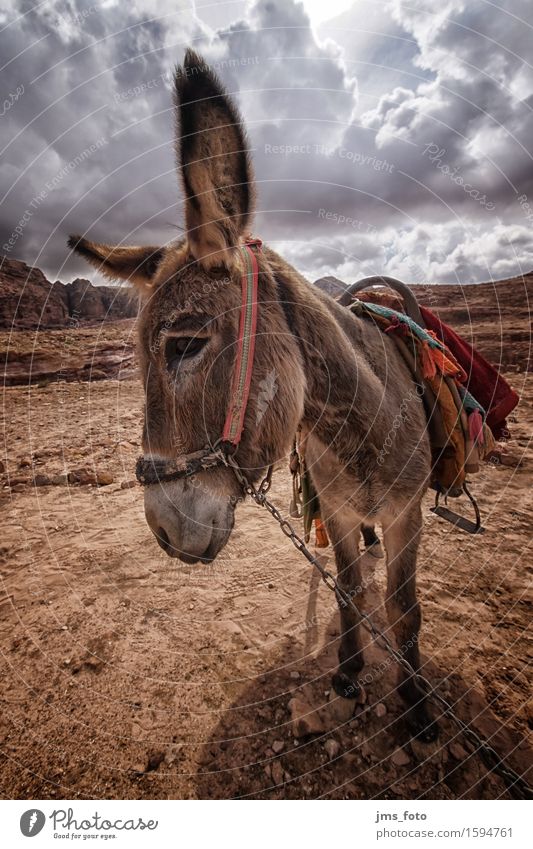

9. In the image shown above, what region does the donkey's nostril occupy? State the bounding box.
[156,526,172,552]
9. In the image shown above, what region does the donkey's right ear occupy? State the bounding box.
[175,49,255,268]
[67,235,164,296]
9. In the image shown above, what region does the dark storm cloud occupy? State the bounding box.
[0,0,531,284]
[0,0,199,280]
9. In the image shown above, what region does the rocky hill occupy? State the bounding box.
[1,256,530,383]
[313,275,347,298]
[0,256,137,329]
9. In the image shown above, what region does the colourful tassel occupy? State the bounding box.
[469,409,484,446]
[420,341,437,379]
[314,517,329,548]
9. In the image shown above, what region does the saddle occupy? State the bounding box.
[291,276,518,538]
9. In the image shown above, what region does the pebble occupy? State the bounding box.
[271,740,285,754]
[324,739,340,760]
[391,748,411,767]
[270,761,284,785]
[322,694,356,725]
[289,697,325,738]
[290,670,300,680]
[32,474,51,487]
[68,468,94,485]
[95,470,114,486]
[448,742,469,760]
[121,480,137,489]
[145,751,165,772]
[67,467,113,486]
[374,702,387,718]
[51,473,69,486]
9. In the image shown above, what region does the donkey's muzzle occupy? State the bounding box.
[143,480,235,563]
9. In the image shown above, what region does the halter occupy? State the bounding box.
[135,239,261,487]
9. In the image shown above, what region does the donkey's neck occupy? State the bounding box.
[265,247,389,465]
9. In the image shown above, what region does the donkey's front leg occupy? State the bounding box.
[325,516,365,699]
[382,502,439,742]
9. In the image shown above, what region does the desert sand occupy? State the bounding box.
[0,301,531,800]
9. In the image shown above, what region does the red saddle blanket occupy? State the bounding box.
[419,306,519,439]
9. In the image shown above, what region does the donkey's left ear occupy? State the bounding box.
[175,49,255,268]
[67,235,164,296]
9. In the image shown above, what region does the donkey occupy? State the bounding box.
[69,49,437,741]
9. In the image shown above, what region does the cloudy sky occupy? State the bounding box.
[1,0,532,285]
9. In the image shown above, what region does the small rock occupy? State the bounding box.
[499,452,520,468]
[121,479,137,489]
[391,748,411,767]
[320,684,365,728]
[374,702,387,718]
[95,470,114,486]
[324,739,340,760]
[145,751,165,772]
[68,468,95,485]
[19,456,32,468]
[289,697,325,738]
[270,761,284,785]
[290,670,300,680]
[51,473,69,486]
[448,741,469,760]
[33,474,51,487]
[263,763,272,779]
[272,740,285,754]
[11,483,26,493]
[321,692,356,726]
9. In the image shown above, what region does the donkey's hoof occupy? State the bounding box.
[332,671,361,700]
[407,712,439,743]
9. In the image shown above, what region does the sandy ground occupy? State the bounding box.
[0,372,531,800]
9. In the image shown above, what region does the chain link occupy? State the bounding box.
[226,455,533,800]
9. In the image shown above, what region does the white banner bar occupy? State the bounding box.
[1,799,530,848]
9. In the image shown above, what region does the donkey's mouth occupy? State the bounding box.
[154,527,216,563]
[152,516,234,563]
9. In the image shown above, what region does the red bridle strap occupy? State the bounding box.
[221,239,261,446]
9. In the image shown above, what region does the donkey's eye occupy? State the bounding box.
[165,336,208,368]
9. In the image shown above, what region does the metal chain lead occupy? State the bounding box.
[226,454,533,801]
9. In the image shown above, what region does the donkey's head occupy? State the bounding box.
[69,50,305,563]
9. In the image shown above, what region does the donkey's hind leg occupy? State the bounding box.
[325,515,365,699]
[382,502,439,742]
